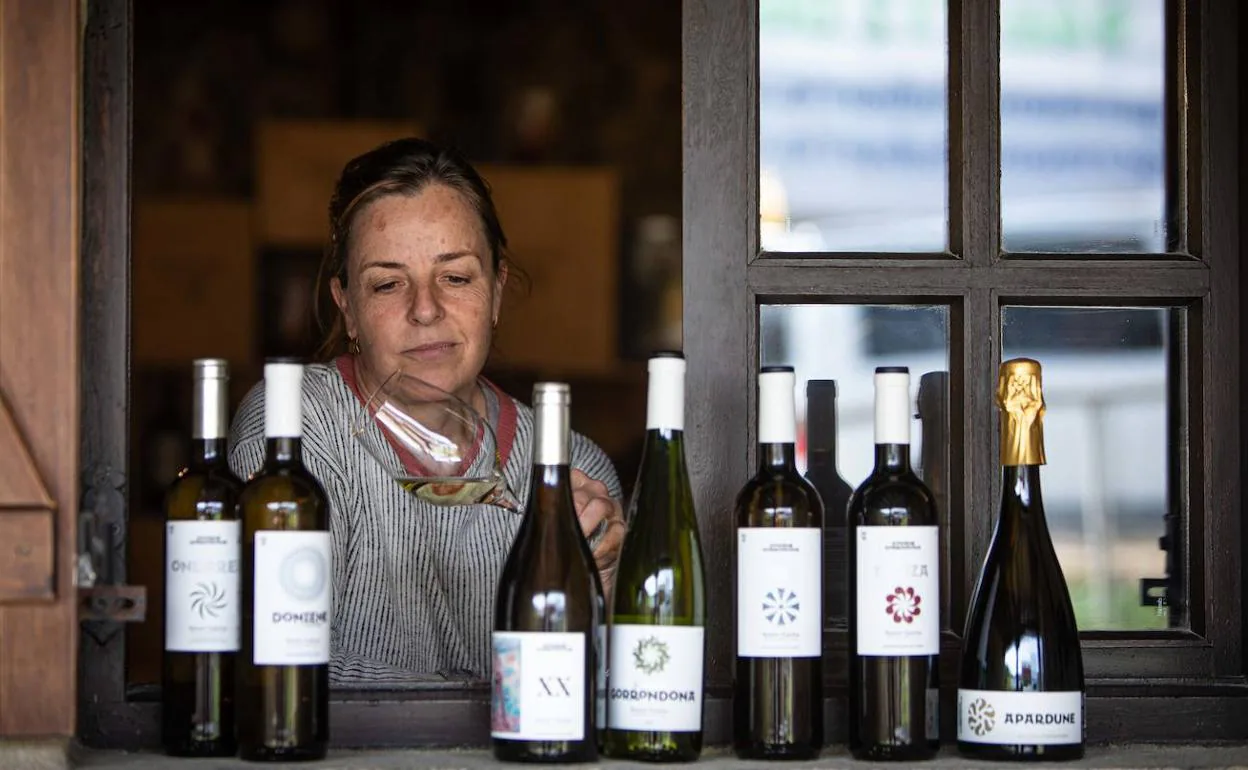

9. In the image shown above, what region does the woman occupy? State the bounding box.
[228,137,626,686]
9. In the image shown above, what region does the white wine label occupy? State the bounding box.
[491,631,586,741]
[737,527,822,657]
[608,624,704,732]
[165,520,241,652]
[252,530,331,666]
[855,525,939,656]
[957,689,1083,745]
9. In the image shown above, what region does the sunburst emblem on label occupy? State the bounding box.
[632,636,670,675]
[967,697,996,736]
[762,587,800,625]
[189,581,227,620]
[280,547,327,601]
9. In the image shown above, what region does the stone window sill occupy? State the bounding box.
[57,744,1248,769]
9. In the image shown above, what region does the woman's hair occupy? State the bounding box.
[314,137,513,360]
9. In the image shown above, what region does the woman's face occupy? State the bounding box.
[330,183,505,408]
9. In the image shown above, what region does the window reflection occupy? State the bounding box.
[759,0,948,252]
[1002,306,1179,631]
[759,0,1168,255]
[1001,0,1167,253]
[1004,636,1041,686]
[759,304,950,482]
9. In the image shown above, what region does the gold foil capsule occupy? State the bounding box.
[996,357,1046,466]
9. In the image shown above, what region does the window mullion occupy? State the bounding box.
[951,0,999,268]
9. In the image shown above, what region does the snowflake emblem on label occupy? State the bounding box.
[762,587,800,626]
[967,697,996,736]
[885,586,922,624]
[632,636,670,675]
[189,581,227,620]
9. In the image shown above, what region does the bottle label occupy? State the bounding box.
[252,530,331,666]
[491,631,586,741]
[736,527,822,657]
[608,624,704,732]
[855,525,939,656]
[957,689,1083,745]
[165,520,241,652]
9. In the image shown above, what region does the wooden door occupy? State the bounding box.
[0,0,81,737]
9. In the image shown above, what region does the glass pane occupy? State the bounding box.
[1000,1,1168,253]
[758,1,949,252]
[759,304,952,633]
[1002,307,1180,631]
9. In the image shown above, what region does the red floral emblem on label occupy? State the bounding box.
[885,586,922,623]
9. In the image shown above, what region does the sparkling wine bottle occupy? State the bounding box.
[957,358,1085,761]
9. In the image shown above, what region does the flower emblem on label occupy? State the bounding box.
[280,547,327,602]
[632,636,670,675]
[967,697,996,736]
[189,581,227,620]
[762,587,800,626]
[885,586,922,623]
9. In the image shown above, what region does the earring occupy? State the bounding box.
[347,335,361,356]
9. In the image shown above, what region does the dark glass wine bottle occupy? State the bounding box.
[733,366,824,760]
[957,358,1085,761]
[237,359,330,762]
[162,358,243,757]
[917,371,951,750]
[848,366,940,761]
[804,379,854,632]
[492,383,602,763]
[605,351,706,762]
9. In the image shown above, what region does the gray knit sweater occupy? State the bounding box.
[227,357,621,687]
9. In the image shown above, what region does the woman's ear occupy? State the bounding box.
[330,276,357,338]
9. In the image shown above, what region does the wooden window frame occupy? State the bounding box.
[683,0,1246,743]
[78,0,1246,749]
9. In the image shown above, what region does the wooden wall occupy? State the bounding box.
[0,0,81,737]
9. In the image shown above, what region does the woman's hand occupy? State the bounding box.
[571,469,627,598]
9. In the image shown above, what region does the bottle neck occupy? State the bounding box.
[643,428,689,485]
[190,437,228,468]
[265,436,302,466]
[646,426,686,457]
[525,389,577,533]
[526,462,581,536]
[533,401,570,466]
[873,442,912,473]
[191,369,229,467]
[530,462,571,492]
[806,391,840,470]
[758,441,797,473]
[999,464,1049,532]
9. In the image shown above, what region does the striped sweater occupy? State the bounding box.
[227,356,622,687]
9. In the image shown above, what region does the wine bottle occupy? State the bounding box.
[605,351,706,762]
[804,379,854,631]
[848,366,940,761]
[957,358,1085,761]
[733,366,824,760]
[492,383,602,763]
[161,358,243,757]
[917,371,951,750]
[237,359,331,762]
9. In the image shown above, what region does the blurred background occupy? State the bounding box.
[127,0,1177,685]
